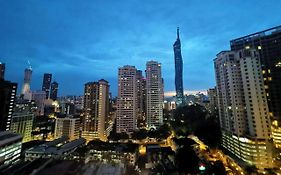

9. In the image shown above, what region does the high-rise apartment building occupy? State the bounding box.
[21,67,32,99]
[214,49,273,169]
[82,79,109,141]
[116,65,137,133]
[0,63,5,80]
[173,27,184,106]
[230,26,281,123]
[54,117,80,141]
[10,100,35,143]
[0,80,17,131]
[146,61,164,129]
[42,73,52,99]
[230,26,281,162]
[136,70,146,128]
[50,81,58,101]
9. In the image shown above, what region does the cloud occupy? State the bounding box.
[1,0,281,96]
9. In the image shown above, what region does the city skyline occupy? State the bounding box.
[1,1,281,96]
[1,1,281,173]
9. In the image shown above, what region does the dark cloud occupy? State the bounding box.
[1,0,281,96]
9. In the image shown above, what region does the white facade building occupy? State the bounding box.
[214,49,273,169]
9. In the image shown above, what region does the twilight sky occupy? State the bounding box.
[1,0,281,96]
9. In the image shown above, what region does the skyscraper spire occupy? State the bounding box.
[177,27,180,39]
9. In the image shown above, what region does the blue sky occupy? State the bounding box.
[1,0,281,96]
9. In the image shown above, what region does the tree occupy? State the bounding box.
[153,123,172,140]
[175,144,199,174]
[206,161,226,175]
[171,104,221,148]
[131,129,147,140]
[194,116,221,148]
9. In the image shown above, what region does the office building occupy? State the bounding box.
[146,61,164,129]
[214,49,273,169]
[10,100,35,143]
[173,27,184,106]
[0,80,17,131]
[21,66,32,99]
[207,87,218,115]
[50,81,58,101]
[82,79,109,141]
[163,101,176,111]
[31,90,46,115]
[0,63,5,80]
[55,117,80,141]
[60,102,75,115]
[0,131,22,170]
[116,65,137,133]
[42,73,52,99]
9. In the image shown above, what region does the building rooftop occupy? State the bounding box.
[0,131,22,147]
[87,141,138,153]
[26,137,86,156]
[230,25,281,43]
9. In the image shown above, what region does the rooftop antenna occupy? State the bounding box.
[177,27,180,39]
[27,60,32,70]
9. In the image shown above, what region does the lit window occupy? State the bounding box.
[276,62,281,67]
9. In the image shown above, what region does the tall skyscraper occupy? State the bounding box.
[10,100,35,143]
[82,79,109,141]
[0,62,5,80]
[0,80,17,131]
[42,73,52,99]
[146,61,164,129]
[173,27,184,106]
[116,65,137,133]
[21,66,32,98]
[55,117,80,141]
[214,49,273,169]
[50,81,58,101]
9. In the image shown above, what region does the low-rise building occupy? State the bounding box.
[86,142,138,165]
[25,136,86,161]
[0,131,22,170]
